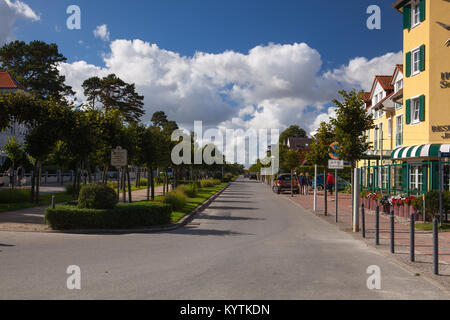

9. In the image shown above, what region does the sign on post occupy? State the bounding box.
[329,160,344,170]
[111,147,128,167]
[329,142,341,160]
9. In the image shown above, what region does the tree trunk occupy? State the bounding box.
[351,162,355,223]
[291,169,294,197]
[126,166,132,203]
[146,167,150,201]
[30,160,38,203]
[150,167,155,201]
[135,167,141,188]
[36,164,41,203]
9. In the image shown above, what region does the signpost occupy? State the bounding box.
[111,147,128,202]
[328,144,343,223]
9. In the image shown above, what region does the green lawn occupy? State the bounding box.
[415,222,450,232]
[0,192,76,213]
[135,183,228,223]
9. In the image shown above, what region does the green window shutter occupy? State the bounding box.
[422,163,428,193]
[403,5,411,29]
[405,51,412,77]
[419,95,425,121]
[420,45,425,71]
[405,99,411,124]
[420,0,426,22]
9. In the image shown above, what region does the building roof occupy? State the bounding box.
[392,0,409,13]
[360,92,372,110]
[0,71,25,90]
[391,64,404,85]
[369,75,394,100]
[286,137,313,149]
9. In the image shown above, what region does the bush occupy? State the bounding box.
[163,191,187,211]
[136,178,148,187]
[223,173,233,183]
[200,179,221,188]
[176,180,201,189]
[45,202,172,230]
[176,183,198,198]
[0,189,29,203]
[78,183,118,209]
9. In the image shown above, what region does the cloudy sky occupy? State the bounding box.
[1,0,404,163]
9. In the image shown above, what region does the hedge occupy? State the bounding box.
[45,202,172,230]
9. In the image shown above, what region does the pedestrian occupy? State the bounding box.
[326,173,335,196]
[304,172,311,195]
[5,166,14,188]
[17,165,25,187]
[299,173,305,195]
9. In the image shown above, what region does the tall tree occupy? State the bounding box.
[330,89,374,208]
[0,41,74,102]
[279,125,308,145]
[82,74,145,123]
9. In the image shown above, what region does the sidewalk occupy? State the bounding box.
[0,186,165,232]
[273,185,450,284]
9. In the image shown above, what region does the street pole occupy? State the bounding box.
[335,169,338,223]
[313,165,318,212]
[353,168,360,232]
[379,126,383,189]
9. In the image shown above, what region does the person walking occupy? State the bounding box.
[304,172,311,195]
[299,173,305,195]
[17,165,25,188]
[326,173,335,196]
[5,166,14,188]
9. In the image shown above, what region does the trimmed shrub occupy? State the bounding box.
[78,183,118,209]
[136,178,148,187]
[200,179,221,188]
[0,189,29,203]
[176,180,201,189]
[176,183,198,198]
[45,202,172,230]
[163,191,187,211]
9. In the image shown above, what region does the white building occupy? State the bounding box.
[0,71,27,166]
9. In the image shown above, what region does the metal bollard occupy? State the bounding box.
[390,211,395,254]
[51,195,56,209]
[433,218,439,275]
[410,214,415,262]
[375,206,380,245]
[362,204,366,238]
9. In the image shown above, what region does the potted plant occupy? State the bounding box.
[379,195,391,214]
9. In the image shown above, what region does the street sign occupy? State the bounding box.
[328,160,344,170]
[329,142,341,160]
[111,147,128,167]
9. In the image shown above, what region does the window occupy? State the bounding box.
[395,79,403,92]
[412,3,420,27]
[382,167,389,190]
[412,98,420,123]
[410,165,423,191]
[412,48,420,75]
[388,118,392,138]
[379,123,383,151]
[396,115,403,147]
[395,102,403,110]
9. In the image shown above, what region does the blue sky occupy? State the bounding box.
[2,0,405,157]
[15,0,403,69]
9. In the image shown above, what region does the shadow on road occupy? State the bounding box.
[208,206,259,211]
[196,215,265,222]
[173,226,253,236]
[0,243,15,247]
[213,200,255,204]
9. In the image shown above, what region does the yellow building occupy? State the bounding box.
[360,0,450,195]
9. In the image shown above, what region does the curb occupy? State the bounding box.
[0,184,231,235]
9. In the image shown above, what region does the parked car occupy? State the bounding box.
[312,174,350,191]
[273,173,300,194]
[249,173,258,180]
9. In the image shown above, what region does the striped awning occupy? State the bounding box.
[391,144,450,160]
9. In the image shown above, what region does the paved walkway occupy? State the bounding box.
[0,186,166,232]
[269,183,450,280]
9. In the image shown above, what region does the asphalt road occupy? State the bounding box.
[0,179,448,299]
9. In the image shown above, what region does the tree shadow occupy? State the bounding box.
[208,206,259,211]
[173,226,253,236]
[0,243,15,247]
[196,215,265,222]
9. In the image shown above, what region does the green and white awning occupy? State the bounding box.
[391,144,450,160]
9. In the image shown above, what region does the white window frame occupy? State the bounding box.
[395,79,403,93]
[396,115,403,147]
[411,96,421,124]
[411,47,421,76]
[410,165,423,191]
[411,0,421,28]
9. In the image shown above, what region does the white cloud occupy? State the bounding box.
[93,24,110,42]
[0,0,40,44]
[59,39,402,160]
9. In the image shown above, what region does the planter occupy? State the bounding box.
[381,204,391,214]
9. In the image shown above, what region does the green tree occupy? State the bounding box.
[82,74,145,123]
[279,125,308,145]
[0,41,74,102]
[330,89,374,207]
